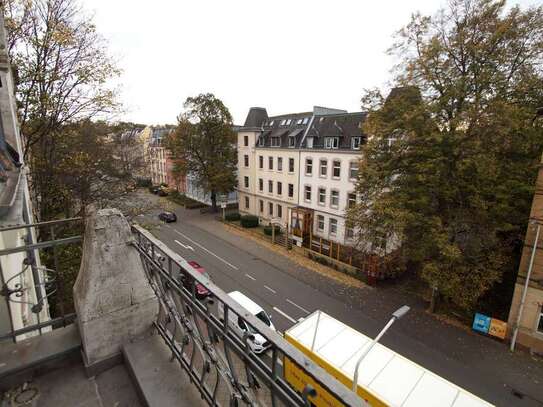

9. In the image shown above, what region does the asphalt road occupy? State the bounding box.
[143,211,542,407]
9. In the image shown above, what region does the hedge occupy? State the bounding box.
[225,212,241,221]
[263,225,282,236]
[240,215,259,228]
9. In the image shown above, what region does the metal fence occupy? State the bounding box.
[132,224,362,407]
[0,217,83,342]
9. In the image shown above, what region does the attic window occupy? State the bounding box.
[288,136,296,148]
[271,136,281,147]
[352,137,361,150]
[319,117,325,123]
[303,117,310,125]
[286,119,292,125]
[257,136,265,147]
[325,137,339,149]
[269,120,275,126]
[296,118,303,125]
[280,119,287,126]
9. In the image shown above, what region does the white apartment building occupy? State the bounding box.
[237,107,365,245]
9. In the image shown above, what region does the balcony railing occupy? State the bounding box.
[132,224,362,407]
[0,217,83,342]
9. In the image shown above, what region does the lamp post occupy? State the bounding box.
[352,305,410,392]
[510,220,541,352]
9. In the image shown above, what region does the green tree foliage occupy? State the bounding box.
[167,93,237,211]
[349,0,543,313]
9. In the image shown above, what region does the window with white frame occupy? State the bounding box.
[347,192,356,209]
[318,188,326,205]
[244,176,249,188]
[325,137,339,149]
[277,157,283,171]
[277,204,282,218]
[244,154,249,167]
[306,158,313,175]
[330,190,339,208]
[269,202,273,216]
[257,136,264,147]
[288,136,296,148]
[271,137,281,147]
[288,183,294,198]
[289,158,295,173]
[259,200,264,213]
[332,160,341,178]
[303,117,310,125]
[317,215,325,231]
[306,137,314,148]
[245,196,249,209]
[319,159,327,177]
[277,181,282,195]
[329,218,338,235]
[346,224,354,240]
[259,178,263,191]
[268,180,273,194]
[244,135,249,147]
[349,161,359,179]
[304,185,312,202]
[259,155,263,169]
[269,156,273,170]
[351,137,361,150]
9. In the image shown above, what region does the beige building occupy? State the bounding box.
[508,152,543,353]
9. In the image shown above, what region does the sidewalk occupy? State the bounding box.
[173,206,543,405]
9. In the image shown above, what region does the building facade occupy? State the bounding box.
[147,126,184,190]
[237,106,365,245]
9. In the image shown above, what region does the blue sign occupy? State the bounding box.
[472,313,491,334]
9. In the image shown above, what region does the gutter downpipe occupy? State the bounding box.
[510,221,540,352]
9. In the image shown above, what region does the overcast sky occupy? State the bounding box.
[86,0,539,126]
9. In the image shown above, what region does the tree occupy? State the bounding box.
[349,0,543,315]
[167,93,237,212]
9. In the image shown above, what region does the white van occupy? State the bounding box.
[218,291,276,354]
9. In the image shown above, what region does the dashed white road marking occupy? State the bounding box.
[273,307,297,323]
[264,285,276,294]
[286,299,310,314]
[245,274,256,281]
[174,239,195,251]
[173,229,239,270]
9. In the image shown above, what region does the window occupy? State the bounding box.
[277,182,282,195]
[277,157,283,171]
[259,200,264,213]
[304,185,312,202]
[330,190,339,208]
[259,155,263,169]
[317,215,325,231]
[280,119,287,125]
[269,202,273,216]
[286,119,292,125]
[244,135,249,147]
[318,188,326,205]
[346,225,354,240]
[259,178,263,192]
[305,158,313,175]
[288,136,296,148]
[244,176,249,188]
[325,137,339,149]
[277,204,282,218]
[268,180,273,194]
[352,137,361,150]
[296,118,303,125]
[269,156,273,170]
[538,310,543,333]
[349,161,359,179]
[289,158,295,173]
[348,192,356,209]
[269,120,275,126]
[320,159,327,177]
[332,160,341,178]
[288,183,294,198]
[303,117,310,125]
[271,137,281,147]
[244,154,249,167]
[257,136,264,147]
[306,137,314,148]
[245,196,250,209]
[329,218,338,235]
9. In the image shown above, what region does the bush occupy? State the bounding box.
[136,178,152,188]
[240,215,259,228]
[225,212,241,221]
[263,225,282,236]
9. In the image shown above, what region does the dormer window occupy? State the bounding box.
[271,136,281,147]
[288,136,296,148]
[352,137,361,150]
[325,137,339,149]
[257,136,265,147]
[306,137,314,148]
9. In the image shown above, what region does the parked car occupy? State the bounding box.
[158,211,177,222]
[179,261,211,300]
[218,291,276,354]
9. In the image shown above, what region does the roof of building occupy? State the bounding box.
[303,112,367,150]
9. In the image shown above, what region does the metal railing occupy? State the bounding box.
[0,217,83,342]
[132,224,362,407]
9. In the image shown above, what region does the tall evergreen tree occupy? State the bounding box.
[349,0,543,314]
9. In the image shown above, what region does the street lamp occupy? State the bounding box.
[352,305,410,392]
